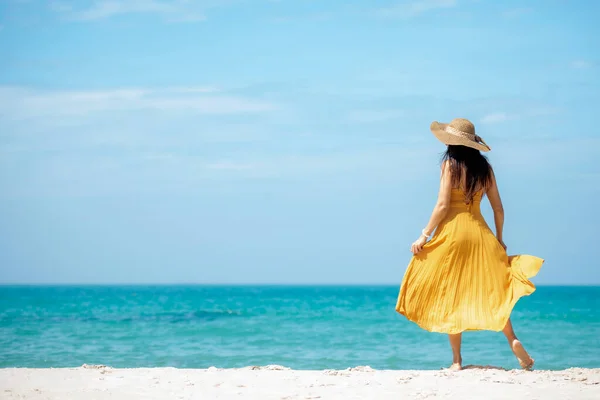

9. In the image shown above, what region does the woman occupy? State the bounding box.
[396,118,543,371]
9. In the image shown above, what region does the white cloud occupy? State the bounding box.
[270,12,334,24]
[0,86,278,119]
[571,60,593,69]
[480,112,511,124]
[167,13,206,23]
[143,152,177,161]
[525,107,561,117]
[207,161,256,171]
[49,1,73,13]
[163,86,219,94]
[346,109,406,123]
[52,0,208,22]
[501,7,532,18]
[492,137,600,175]
[480,107,560,125]
[376,0,457,18]
[0,143,438,197]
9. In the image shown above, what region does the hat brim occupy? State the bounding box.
[430,121,490,152]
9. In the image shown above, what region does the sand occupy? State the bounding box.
[1,365,599,399]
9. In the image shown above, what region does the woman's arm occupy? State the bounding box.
[486,170,506,250]
[411,161,453,255]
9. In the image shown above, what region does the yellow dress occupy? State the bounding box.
[396,188,544,334]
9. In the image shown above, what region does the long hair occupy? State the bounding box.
[441,145,493,203]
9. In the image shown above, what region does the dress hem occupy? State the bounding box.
[396,285,537,335]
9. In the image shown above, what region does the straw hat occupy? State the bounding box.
[430,118,491,152]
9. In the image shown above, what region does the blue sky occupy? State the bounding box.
[0,0,598,284]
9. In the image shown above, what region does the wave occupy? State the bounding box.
[0,309,242,324]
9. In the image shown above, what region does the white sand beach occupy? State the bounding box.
[1,365,599,399]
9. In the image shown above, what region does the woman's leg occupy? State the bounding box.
[502,318,534,370]
[448,333,463,370]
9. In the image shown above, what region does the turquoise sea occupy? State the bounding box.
[1,286,599,370]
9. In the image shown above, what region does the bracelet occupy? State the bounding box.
[421,229,431,239]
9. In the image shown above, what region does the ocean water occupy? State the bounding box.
[0,286,599,370]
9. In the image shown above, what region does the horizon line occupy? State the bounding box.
[1,283,598,287]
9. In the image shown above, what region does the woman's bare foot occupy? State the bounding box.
[510,339,534,370]
[519,358,535,371]
[447,363,462,371]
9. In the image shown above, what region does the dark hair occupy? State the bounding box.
[441,145,493,203]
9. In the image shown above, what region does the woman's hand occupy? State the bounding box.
[498,238,507,251]
[411,235,428,255]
